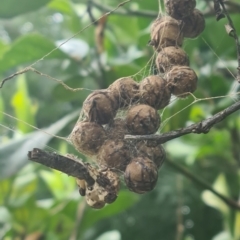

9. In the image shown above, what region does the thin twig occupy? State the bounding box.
[217,0,240,82]
[91,0,240,19]
[166,158,240,210]
[91,0,157,18]
[125,100,240,143]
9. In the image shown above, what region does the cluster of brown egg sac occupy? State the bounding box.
[69,0,205,208]
[150,0,205,98]
[69,75,168,206]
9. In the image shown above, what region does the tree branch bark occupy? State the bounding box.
[125,100,240,143]
[28,148,95,186]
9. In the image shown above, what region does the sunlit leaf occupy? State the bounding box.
[40,169,75,200]
[96,230,121,240]
[0,111,78,179]
[11,75,36,133]
[81,190,139,231]
[202,174,230,215]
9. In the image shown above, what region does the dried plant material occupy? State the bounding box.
[126,104,161,135]
[70,121,106,156]
[97,139,131,171]
[124,157,158,194]
[181,9,205,38]
[140,75,171,109]
[164,0,196,20]
[155,46,189,73]
[150,16,184,51]
[83,90,117,125]
[95,15,107,53]
[109,77,140,108]
[166,66,198,98]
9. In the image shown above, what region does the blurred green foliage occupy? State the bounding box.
[0,0,240,240]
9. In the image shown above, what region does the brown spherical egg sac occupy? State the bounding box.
[166,66,198,98]
[70,121,106,156]
[155,46,189,73]
[126,104,161,135]
[105,118,129,140]
[136,141,166,169]
[150,16,184,51]
[124,157,158,194]
[108,77,140,108]
[97,140,131,171]
[140,75,171,110]
[181,9,205,38]
[164,0,196,20]
[83,90,117,125]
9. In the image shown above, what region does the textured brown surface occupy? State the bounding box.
[97,139,131,171]
[181,9,205,38]
[83,89,117,124]
[155,46,189,73]
[166,66,198,98]
[105,118,129,140]
[140,75,171,109]
[70,121,106,156]
[164,0,196,19]
[108,77,140,108]
[136,141,166,168]
[126,104,161,135]
[150,16,183,51]
[124,157,158,194]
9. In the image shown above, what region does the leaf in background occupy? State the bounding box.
[0,110,78,179]
[48,0,82,32]
[0,93,4,122]
[81,191,139,232]
[234,211,240,240]
[212,231,232,240]
[0,34,67,73]
[11,74,36,133]
[202,174,230,215]
[40,169,76,200]
[0,0,50,18]
[0,40,10,57]
[96,230,121,240]
[56,38,89,60]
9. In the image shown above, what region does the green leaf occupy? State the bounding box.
[0,34,67,73]
[202,174,230,215]
[96,230,121,240]
[40,169,75,200]
[234,211,240,240]
[81,190,139,231]
[0,93,4,122]
[0,40,10,57]
[0,0,50,18]
[0,110,78,179]
[11,74,36,133]
[48,0,82,32]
